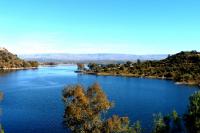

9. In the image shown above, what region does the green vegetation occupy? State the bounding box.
[131,121,142,133]
[184,91,200,132]
[0,48,38,69]
[0,124,4,133]
[62,83,134,133]
[152,113,167,133]
[77,63,85,71]
[152,111,182,133]
[41,62,58,66]
[63,83,200,133]
[86,51,200,85]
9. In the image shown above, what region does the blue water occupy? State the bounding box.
[0,65,198,133]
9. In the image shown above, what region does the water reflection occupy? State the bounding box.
[0,70,16,76]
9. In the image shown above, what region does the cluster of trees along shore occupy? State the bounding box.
[0,48,38,69]
[78,51,200,86]
[63,83,200,133]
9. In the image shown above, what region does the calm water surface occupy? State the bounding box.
[0,65,198,133]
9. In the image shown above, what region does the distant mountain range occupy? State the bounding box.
[19,53,168,63]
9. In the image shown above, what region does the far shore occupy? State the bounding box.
[40,64,75,66]
[76,71,200,87]
[1,67,38,70]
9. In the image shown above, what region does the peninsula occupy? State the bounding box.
[84,51,200,86]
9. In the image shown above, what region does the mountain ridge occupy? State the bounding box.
[20,53,168,63]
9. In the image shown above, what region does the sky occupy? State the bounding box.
[0,0,200,54]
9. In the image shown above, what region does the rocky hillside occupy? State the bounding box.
[0,48,38,69]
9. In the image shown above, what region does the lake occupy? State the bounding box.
[0,65,198,133]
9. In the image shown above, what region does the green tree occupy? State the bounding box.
[62,83,133,133]
[152,113,168,133]
[131,121,142,133]
[163,114,171,131]
[171,110,182,132]
[184,91,200,133]
[77,63,85,71]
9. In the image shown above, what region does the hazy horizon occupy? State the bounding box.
[19,52,168,56]
[0,0,200,54]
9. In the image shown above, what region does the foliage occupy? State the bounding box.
[77,63,85,71]
[184,91,200,133]
[131,121,142,133]
[0,48,39,69]
[152,113,168,133]
[171,110,182,132]
[152,111,183,133]
[0,124,4,133]
[86,51,200,85]
[63,82,199,133]
[27,61,39,67]
[62,83,133,133]
[103,115,130,133]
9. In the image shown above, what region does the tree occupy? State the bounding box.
[77,63,85,71]
[184,91,200,133]
[103,115,130,133]
[87,63,97,70]
[163,114,171,131]
[131,121,142,133]
[0,124,4,133]
[171,110,182,132]
[125,61,132,67]
[62,83,133,133]
[0,49,38,69]
[152,113,168,133]
[28,61,39,67]
[62,83,199,133]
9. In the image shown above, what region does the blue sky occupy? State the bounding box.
[0,0,200,54]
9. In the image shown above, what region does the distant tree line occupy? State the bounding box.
[63,83,200,133]
[86,51,200,85]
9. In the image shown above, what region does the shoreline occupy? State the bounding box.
[78,71,200,87]
[1,67,38,70]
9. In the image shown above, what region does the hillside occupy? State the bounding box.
[0,48,39,69]
[86,51,200,85]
